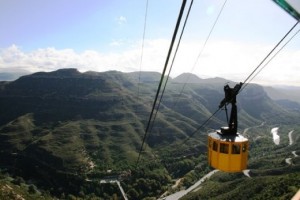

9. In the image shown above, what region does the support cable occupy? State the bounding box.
[148,0,194,136]
[246,25,300,88]
[172,0,228,109]
[181,108,221,144]
[136,0,188,168]
[136,0,149,115]
[240,20,299,92]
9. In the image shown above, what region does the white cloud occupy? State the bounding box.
[116,16,127,25]
[109,40,123,47]
[0,39,300,86]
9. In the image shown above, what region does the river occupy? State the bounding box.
[285,130,297,165]
[288,130,294,145]
[271,127,280,145]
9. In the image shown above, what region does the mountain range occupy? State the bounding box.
[0,68,299,199]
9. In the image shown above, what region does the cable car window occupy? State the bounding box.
[213,141,218,151]
[220,143,229,154]
[242,143,247,152]
[232,144,240,154]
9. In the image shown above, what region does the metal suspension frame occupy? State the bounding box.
[219,82,243,135]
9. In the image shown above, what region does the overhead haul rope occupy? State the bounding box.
[136,0,149,115]
[180,20,300,145]
[147,0,194,136]
[240,20,299,92]
[245,23,300,90]
[172,0,228,109]
[136,0,188,168]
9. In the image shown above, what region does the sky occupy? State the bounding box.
[0,0,300,86]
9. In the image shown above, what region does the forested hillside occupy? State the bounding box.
[0,68,299,199]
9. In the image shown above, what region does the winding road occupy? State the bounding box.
[159,170,219,200]
[284,129,298,165]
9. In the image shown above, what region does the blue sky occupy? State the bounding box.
[0,0,300,86]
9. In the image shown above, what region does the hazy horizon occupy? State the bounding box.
[1,0,300,86]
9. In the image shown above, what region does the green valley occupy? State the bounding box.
[0,68,299,199]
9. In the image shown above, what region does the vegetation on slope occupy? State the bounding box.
[0,69,299,199]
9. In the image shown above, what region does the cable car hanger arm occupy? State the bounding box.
[219,82,243,135]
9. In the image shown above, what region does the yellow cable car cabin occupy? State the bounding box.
[207,82,249,172]
[208,131,248,172]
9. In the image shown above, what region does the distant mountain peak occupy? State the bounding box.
[24,68,81,79]
[173,73,202,83]
[54,68,79,74]
[173,73,234,86]
[45,68,80,76]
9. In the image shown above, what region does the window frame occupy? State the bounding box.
[232,143,241,154]
[220,143,229,154]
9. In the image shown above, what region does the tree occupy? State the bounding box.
[28,184,37,194]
